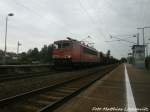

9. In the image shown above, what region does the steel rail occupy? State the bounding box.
[0,64,117,112]
[0,71,60,82]
[0,66,100,82]
[39,67,114,112]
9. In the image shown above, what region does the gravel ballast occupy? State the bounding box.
[0,66,109,99]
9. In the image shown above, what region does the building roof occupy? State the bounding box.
[132,45,145,49]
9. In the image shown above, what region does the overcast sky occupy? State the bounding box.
[0,0,150,59]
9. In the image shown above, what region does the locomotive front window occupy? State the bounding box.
[54,42,72,49]
[62,43,72,48]
[54,43,61,49]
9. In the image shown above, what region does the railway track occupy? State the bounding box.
[0,68,88,83]
[0,67,96,83]
[0,64,95,82]
[0,64,117,112]
[0,64,54,82]
[0,71,61,82]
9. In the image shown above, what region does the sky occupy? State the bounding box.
[0,0,150,59]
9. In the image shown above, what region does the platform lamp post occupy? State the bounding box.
[3,13,14,64]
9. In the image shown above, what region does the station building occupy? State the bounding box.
[132,45,145,68]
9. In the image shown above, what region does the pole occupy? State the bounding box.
[3,16,8,64]
[146,43,150,57]
[3,13,14,64]
[146,44,148,57]
[142,28,145,45]
[137,28,145,45]
[17,41,19,54]
[136,33,139,45]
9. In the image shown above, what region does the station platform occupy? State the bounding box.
[54,64,150,112]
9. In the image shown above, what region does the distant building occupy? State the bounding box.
[127,53,133,64]
[132,45,145,68]
[0,50,18,64]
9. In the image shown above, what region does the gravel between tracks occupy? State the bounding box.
[0,66,107,100]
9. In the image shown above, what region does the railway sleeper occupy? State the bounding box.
[13,103,42,112]
[12,99,54,112]
[57,87,78,91]
[53,88,75,94]
[38,94,62,102]
[45,91,69,97]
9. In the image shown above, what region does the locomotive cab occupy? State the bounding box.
[52,40,73,65]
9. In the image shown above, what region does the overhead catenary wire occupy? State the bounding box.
[78,0,108,41]
[84,0,112,39]
[7,0,111,41]
[105,39,136,44]
[79,0,124,53]
[30,0,77,36]
[78,0,122,55]
[12,0,74,35]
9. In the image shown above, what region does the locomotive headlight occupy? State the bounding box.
[65,55,71,58]
[67,55,71,58]
[53,55,59,58]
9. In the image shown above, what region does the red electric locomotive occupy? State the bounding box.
[52,37,99,66]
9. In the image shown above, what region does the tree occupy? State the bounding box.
[106,50,111,57]
[18,52,28,64]
[28,48,39,61]
[40,45,48,63]
[39,44,53,63]
[18,44,53,64]
[47,44,53,61]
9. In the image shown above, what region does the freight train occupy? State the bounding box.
[52,37,118,67]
